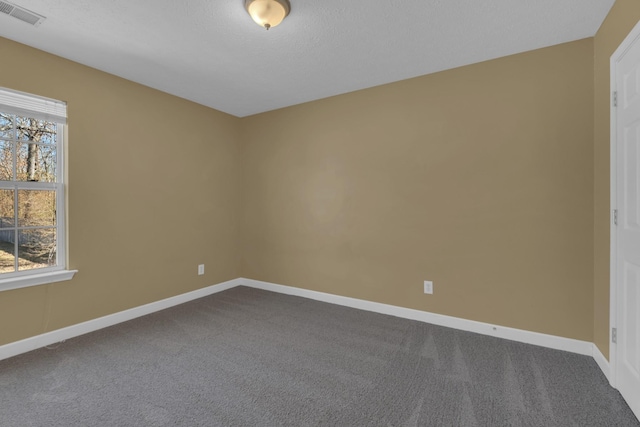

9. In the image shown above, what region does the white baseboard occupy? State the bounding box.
[0,278,242,362]
[240,278,594,357]
[592,343,612,384]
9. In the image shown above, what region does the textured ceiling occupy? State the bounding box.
[0,0,615,117]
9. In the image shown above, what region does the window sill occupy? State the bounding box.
[0,269,78,292]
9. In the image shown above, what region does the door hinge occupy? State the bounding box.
[614,209,618,226]
[612,327,617,344]
[613,91,618,107]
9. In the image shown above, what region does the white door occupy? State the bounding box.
[614,22,640,422]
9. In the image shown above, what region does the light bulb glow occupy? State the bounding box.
[245,0,290,30]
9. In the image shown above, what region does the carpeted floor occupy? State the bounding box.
[0,286,638,426]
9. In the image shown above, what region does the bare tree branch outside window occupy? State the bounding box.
[0,113,57,273]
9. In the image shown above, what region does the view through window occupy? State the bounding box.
[0,88,66,280]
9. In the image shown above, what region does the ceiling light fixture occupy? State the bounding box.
[245,0,290,30]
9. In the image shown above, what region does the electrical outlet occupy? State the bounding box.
[424,280,433,294]
[198,264,205,275]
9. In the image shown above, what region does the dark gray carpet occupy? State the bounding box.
[0,286,637,427]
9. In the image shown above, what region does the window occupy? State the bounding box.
[0,88,75,291]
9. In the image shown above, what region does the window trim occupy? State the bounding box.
[0,87,76,292]
[0,88,67,123]
[0,269,77,292]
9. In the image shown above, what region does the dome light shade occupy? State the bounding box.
[245,0,290,30]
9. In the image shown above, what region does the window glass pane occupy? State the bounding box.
[0,190,14,228]
[38,123,56,144]
[16,117,56,143]
[18,190,55,227]
[0,114,14,140]
[16,143,56,182]
[18,228,55,271]
[0,141,13,181]
[0,235,15,273]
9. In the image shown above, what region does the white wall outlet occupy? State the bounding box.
[424,280,433,294]
[198,264,205,275]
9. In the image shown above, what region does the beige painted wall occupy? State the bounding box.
[0,37,243,346]
[593,0,640,360]
[241,39,595,341]
[0,22,612,349]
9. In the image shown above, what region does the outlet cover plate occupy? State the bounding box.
[198,264,205,275]
[424,280,433,294]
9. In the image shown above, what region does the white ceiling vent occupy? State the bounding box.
[0,1,45,26]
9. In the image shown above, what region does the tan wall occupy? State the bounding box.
[593,0,640,359]
[0,37,243,346]
[0,27,605,348]
[241,39,595,341]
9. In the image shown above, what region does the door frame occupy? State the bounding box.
[610,18,640,389]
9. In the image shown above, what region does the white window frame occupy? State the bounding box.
[0,87,76,292]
